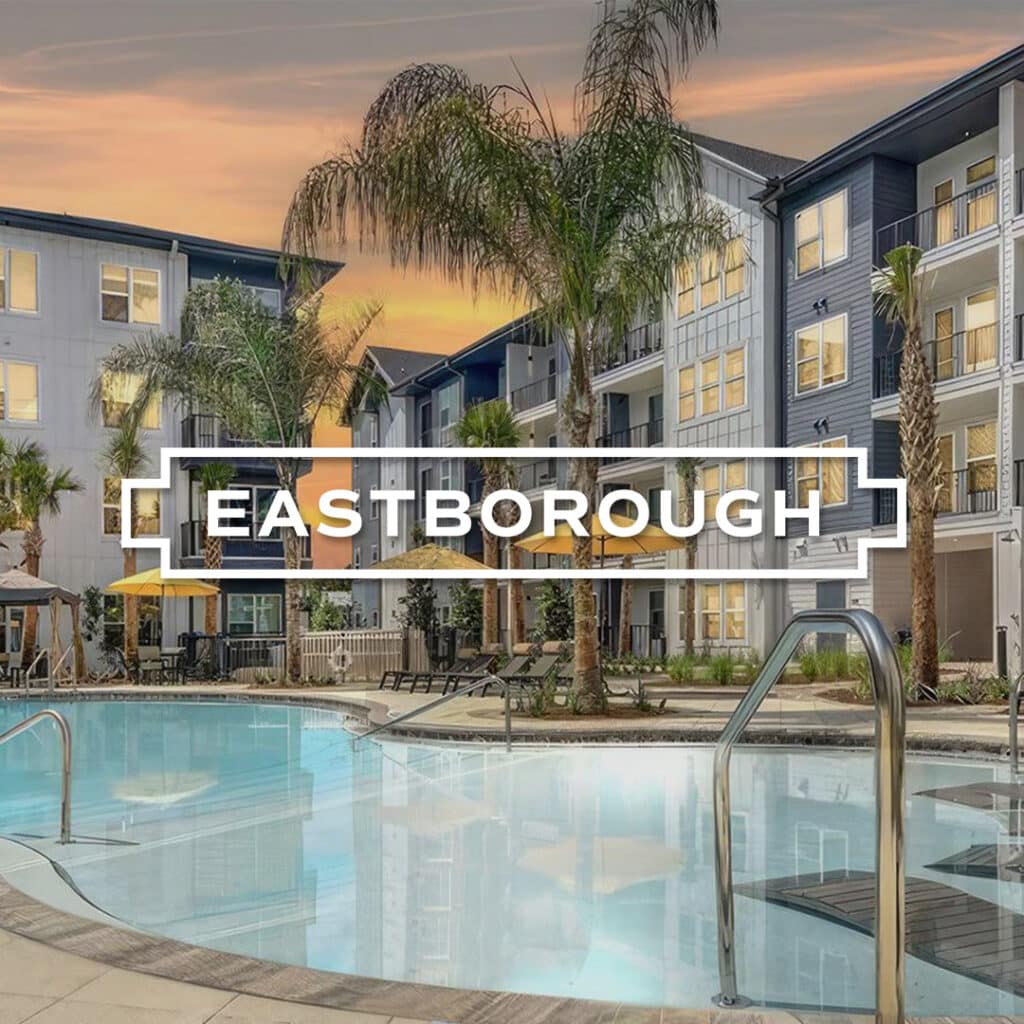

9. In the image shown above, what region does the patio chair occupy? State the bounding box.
[137,645,165,683]
[420,653,496,695]
[468,654,533,696]
[381,651,476,693]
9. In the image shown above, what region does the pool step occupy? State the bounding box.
[926,843,1024,881]
[915,781,1024,834]
[737,869,1024,996]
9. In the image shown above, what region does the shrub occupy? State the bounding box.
[709,654,735,686]
[666,654,696,684]
[531,580,574,642]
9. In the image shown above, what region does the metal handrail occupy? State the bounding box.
[357,673,513,751]
[712,609,905,1024]
[1010,670,1024,775]
[0,710,72,843]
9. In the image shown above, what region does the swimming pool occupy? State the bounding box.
[0,698,1020,1015]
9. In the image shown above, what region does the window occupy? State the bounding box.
[370,544,379,564]
[795,314,847,394]
[102,478,160,536]
[100,371,161,429]
[101,264,160,325]
[702,460,746,524]
[966,157,997,233]
[677,261,695,318]
[418,466,433,521]
[354,547,362,569]
[795,190,846,275]
[103,595,162,647]
[965,289,997,372]
[439,459,452,491]
[227,594,282,635]
[934,179,954,247]
[700,583,746,641]
[700,250,720,309]
[0,360,39,422]
[966,421,996,499]
[0,609,24,654]
[0,249,39,313]
[418,402,432,446]
[724,348,745,410]
[367,413,379,448]
[967,156,996,185]
[724,237,745,298]
[699,355,720,416]
[796,438,847,508]
[936,433,954,513]
[438,381,459,446]
[678,367,696,421]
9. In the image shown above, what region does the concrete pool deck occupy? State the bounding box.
[0,682,1021,1023]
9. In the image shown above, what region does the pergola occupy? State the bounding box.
[0,568,83,689]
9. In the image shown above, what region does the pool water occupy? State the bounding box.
[0,698,1021,1014]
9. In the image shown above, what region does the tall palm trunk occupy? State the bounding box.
[509,545,526,647]
[900,324,939,698]
[618,556,634,655]
[203,528,223,636]
[567,355,603,714]
[124,493,139,670]
[481,517,500,648]
[284,534,303,681]
[20,523,43,667]
[677,460,700,655]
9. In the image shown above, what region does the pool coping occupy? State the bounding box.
[0,688,1017,1023]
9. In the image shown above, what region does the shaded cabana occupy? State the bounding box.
[0,568,83,689]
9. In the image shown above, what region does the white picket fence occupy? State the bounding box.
[300,628,428,683]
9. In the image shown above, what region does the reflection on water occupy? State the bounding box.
[0,699,1020,1014]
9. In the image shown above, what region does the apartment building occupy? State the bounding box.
[349,136,799,656]
[0,207,337,666]
[764,46,1024,670]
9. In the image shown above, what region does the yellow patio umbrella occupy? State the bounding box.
[372,544,489,572]
[106,567,219,598]
[516,512,685,561]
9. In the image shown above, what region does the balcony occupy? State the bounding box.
[597,418,663,465]
[598,322,664,375]
[179,520,311,562]
[180,414,255,448]
[873,324,999,398]
[875,179,999,261]
[875,468,997,525]
[511,374,557,413]
[467,458,558,503]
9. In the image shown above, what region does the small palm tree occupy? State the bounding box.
[197,462,235,636]
[453,399,522,647]
[676,458,701,654]
[100,419,149,671]
[284,0,732,712]
[4,443,83,667]
[874,243,938,699]
[95,279,382,681]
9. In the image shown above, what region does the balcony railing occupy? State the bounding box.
[597,418,664,450]
[180,520,311,561]
[873,324,999,398]
[1016,460,1024,507]
[599,322,664,374]
[875,468,997,523]
[599,622,666,660]
[511,374,557,413]
[875,179,999,261]
[180,414,255,448]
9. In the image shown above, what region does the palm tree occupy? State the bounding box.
[617,558,635,656]
[283,0,731,711]
[676,458,701,654]
[874,244,939,699]
[4,443,83,667]
[196,462,235,637]
[94,278,382,682]
[100,419,150,670]
[452,399,523,648]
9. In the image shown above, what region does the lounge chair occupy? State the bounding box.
[507,653,559,687]
[469,654,533,696]
[422,653,496,695]
[378,654,467,692]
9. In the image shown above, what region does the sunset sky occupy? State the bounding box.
[4,0,1023,355]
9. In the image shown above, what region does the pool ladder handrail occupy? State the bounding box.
[1010,670,1024,775]
[356,674,514,751]
[712,609,906,1024]
[0,710,72,844]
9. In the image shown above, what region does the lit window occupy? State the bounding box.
[100,371,161,429]
[795,191,847,276]
[966,157,997,233]
[724,582,746,639]
[704,460,746,524]
[966,421,997,498]
[724,460,747,522]
[677,261,695,318]
[699,355,720,416]
[701,583,746,641]
[966,156,996,185]
[796,438,847,508]
[101,264,160,325]
[700,582,720,640]
[724,348,745,409]
[795,314,847,394]
[700,250,720,308]
[678,366,696,421]
[0,250,39,313]
[103,477,160,536]
[724,237,745,298]
[0,360,39,422]
[702,464,720,525]
[227,594,282,635]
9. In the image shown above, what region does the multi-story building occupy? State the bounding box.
[0,206,339,665]
[764,47,1024,669]
[350,135,800,657]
